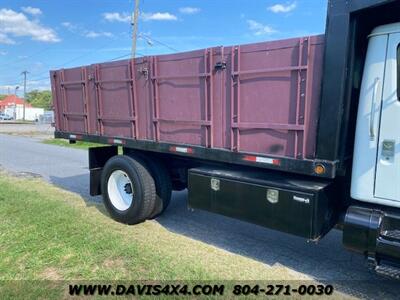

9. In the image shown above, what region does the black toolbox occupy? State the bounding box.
[188,167,337,240]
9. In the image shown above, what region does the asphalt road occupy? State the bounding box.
[0,134,399,299]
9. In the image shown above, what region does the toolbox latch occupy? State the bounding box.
[210,178,220,191]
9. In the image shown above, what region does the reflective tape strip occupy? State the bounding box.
[169,146,193,154]
[107,138,125,145]
[243,155,280,166]
[69,134,82,140]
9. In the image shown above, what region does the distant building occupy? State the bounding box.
[0,95,44,121]
[0,95,32,111]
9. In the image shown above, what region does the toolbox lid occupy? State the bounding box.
[189,167,331,192]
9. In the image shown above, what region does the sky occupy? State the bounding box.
[0,0,328,95]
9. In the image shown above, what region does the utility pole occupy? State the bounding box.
[13,86,19,120]
[132,0,140,59]
[21,70,29,121]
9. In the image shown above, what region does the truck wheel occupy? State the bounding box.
[101,155,156,224]
[127,153,172,218]
[147,158,172,218]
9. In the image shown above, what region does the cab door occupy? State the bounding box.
[374,33,400,203]
[351,34,387,205]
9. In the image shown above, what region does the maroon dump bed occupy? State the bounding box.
[51,35,324,163]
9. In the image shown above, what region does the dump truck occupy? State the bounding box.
[51,0,400,278]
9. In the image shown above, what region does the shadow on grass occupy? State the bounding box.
[49,173,400,300]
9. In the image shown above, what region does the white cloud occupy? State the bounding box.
[103,11,177,23]
[61,22,77,30]
[141,12,177,21]
[62,22,112,39]
[179,7,201,15]
[268,2,297,13]
[247,20,277,36]
[21,6,42,16]
[84,31,113,38]
[0,32,15,44]
[0,51,7,56]
[103,12,131,23]
[28,80,51,91]
[0,9,60,43]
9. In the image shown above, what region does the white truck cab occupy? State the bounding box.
[352,23,400,208]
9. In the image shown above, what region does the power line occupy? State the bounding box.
[2,42,125,86]
[107,52,145,62]
[1,4,169,90]
[139,33,179,52]
[0,46,53,70]
[0,51,146,88]
[109,53,132,61]
[2,29,177,88]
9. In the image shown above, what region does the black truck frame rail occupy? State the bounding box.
[55,131,338,179]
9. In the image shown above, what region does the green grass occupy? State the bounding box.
[0,173,215,281]
[0,172,308,298]
[0,172,347,299]
[43,138,104,150]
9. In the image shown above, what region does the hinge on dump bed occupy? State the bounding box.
[214,61,226,71]
[139,67,149,80]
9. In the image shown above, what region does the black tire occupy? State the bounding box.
[101,155,156,224]
[128,153,172,218]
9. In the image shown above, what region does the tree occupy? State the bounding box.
[25,90,52,110]
[0,94,6,100]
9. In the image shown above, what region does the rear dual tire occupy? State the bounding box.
[101,154,172,224]
[131,153,172,219]
[101,155,156,225]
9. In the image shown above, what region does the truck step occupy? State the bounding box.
[375,263,400,280]
[343,206,400,279]
[381,230,400,241]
